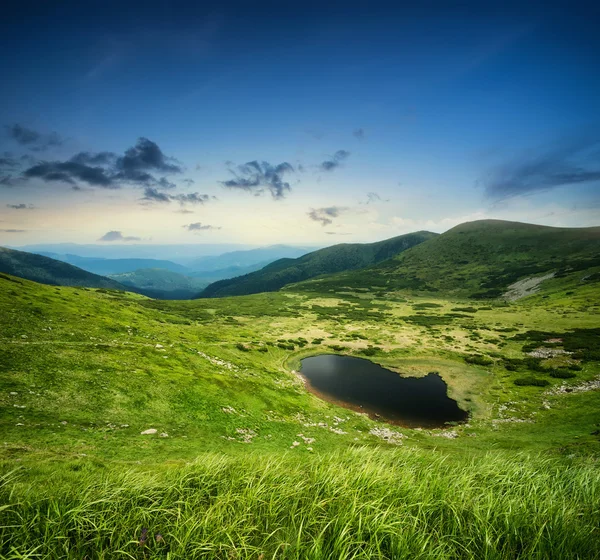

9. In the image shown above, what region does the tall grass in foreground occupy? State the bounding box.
[1,447,599,559]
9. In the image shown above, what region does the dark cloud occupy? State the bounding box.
[20,137,183,189]
[308,206,348,226]
[23,161,116,188]
[353,128,365,140]
[142,187,214,205]
[0,229,26,233]
[115,137,182,177]
[141,187,171,202]
[6,124,40,145]
[483,132,600,200]
[175,209,195,214]
[70,151,117,166]
[320,150,350,172]
[221,160,294,199]
[183,222,221,231]
[5,124,63,151]
[6,203,34,210]
[365,192,381,204]
[182,178,195,185]
[98,231,141,242]
[0,176,17,187]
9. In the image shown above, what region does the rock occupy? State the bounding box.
[155,344,164,349]
[159,432,169,438]
[140,428,158,435]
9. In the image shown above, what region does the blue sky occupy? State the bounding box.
[1,0,599,246]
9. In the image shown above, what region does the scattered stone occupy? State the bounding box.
[159,432,169,438]
[221,406,237,414]
[60,421,68,425]
[121,424,129,428]
[140,428,158,435]
[432,430,458,439]
[16,423,24,426]
[369,427,405,445]
[13,404,26,409]
[290,441,300,448]
[527,347,572,359]
[9,392,17,396]
[546,376,600,395]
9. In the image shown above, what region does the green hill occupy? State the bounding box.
[293,220,600,298]
[108,268,209,299]
[0,246,127,290]
[199,231,437,298]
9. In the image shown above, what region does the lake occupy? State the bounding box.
[299,354,468,428]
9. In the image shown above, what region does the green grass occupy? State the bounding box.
[2,448,599,559]
[1,232,600,559]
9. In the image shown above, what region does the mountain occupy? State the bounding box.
[0,246,127,290]
[199,231,437,298]
[187,245,315,272]
[292,220,600,298]
[35,254,191,276]
[108,268,209,300]
[10,243,255,261]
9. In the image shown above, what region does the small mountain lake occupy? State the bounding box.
[299,354,468,428]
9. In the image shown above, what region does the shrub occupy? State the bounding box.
[549,369,576,379]
[464,354,494,366]
[514,376,550,387]
[235,343,250,352]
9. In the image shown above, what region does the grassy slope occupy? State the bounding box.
[108,268,209,299]
[199,231,437,298]
[294,219,600,298]
[0,246,127,290]
[1,251,600,557]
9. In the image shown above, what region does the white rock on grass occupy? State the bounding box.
[160,432,169,438]
[140,428,158,435]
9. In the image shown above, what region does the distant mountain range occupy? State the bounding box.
[34,254,190,276]
[0,247,126,290]
[4,221,599,301]
[199,231,437,298]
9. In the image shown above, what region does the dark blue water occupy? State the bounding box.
[300,354,468,428]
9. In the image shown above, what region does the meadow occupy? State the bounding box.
[1,263,599,558]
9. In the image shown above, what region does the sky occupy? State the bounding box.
[1,0,599,249]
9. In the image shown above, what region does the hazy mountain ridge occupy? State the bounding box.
[0,246,127,290]
[199,231,438,298]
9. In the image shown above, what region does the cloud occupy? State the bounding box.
[6,203,34,210]
[365,192,381,204]
[0,229,26,233]
[353,128,365,140]
[115,137,182,177]
[141,186,214,205]
[20,137,183,189]
[23,161,116,187]
[483,131,600,200]
[320,150,350,172]
[70,151,117,166]
[98,230,141,242]
[183,222,221,231]
[5,124,63,151]
[308,206,348,226]
[221,160,294,199]
[0,176,17,187]
[182,178,195,185]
